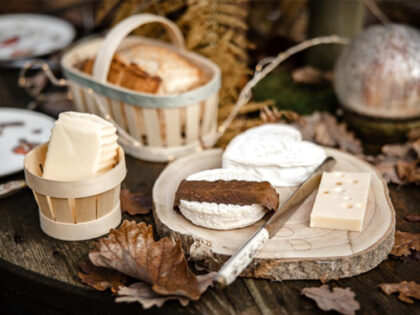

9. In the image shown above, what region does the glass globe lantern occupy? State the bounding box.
[334,24,420,119]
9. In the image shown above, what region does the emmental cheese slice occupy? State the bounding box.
[42,112,118,181]
[310,172,371,232]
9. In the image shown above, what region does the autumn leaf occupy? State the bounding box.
[378,281,420,304]
[89,220,216,307]
[78,260,129,293]
[390,231,420,257]
[120,189,152,215]
[116,282,189,308]
[404,214,420,222]
[301,285,360,315]
[292,66,333,85]
[116,273,215,309]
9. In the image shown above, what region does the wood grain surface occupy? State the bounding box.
[153,149,395,280]
[0,70,419,315]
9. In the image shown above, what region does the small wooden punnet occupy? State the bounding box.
[24,143,126,241]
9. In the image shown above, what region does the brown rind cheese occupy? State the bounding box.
[175,180,279,211]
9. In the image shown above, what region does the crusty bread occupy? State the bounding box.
[79,43,204,95]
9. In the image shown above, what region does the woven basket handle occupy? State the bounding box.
[90,14,185,157]
[92,14,185,83]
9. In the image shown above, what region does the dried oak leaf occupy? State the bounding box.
[291,66,332,85]
[116,273,215,309]
[290,112,363,155]
[89,220,215,308]
[301,285,360,315]
[378,281,420,304]
[120,189,152,215]
[405,213,420,222]
[390,230,420,257]
[78,260,128,293]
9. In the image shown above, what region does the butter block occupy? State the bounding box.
[310,172,371,232]
[42,112,118,181]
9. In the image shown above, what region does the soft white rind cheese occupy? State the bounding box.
[42,112,118,181]
[222,124,326,187]
[310,172,371,232]
[178,168,269,230]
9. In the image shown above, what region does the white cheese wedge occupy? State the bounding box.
[310,172,371,232]
[178,168,271,230]
[222,124,326,187]
[42,112,118,181]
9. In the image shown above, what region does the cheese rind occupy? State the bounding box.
[310,172,371,232]
[222,124,326,187]
[42,112,118,181]
[178,168,269,230]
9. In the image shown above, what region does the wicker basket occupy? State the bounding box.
[24,143,126,241]
[60,14,221,162]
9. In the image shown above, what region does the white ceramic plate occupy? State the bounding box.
[0,108,54,177]
[0,14,75,61]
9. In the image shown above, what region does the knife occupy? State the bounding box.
[214,156,336,287]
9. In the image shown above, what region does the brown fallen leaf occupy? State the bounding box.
[378,281,420,304]
[301,285,360,315]
[390,230,420,257]
[292,66,333,85]
[89,220,216,307]
[116,273,215,309]
[78,260,129,293]
[116,282,189,308]
[374,162,403,185]
[120,189,152,215]
[405,213,420,222]
[260,106,305,125]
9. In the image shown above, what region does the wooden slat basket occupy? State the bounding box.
[24,143,127,241]
[60,14,222,162]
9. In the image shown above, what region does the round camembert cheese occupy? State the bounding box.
[178,168,271,230]
[222,124,326,187]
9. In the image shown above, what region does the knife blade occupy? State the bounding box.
[214,156,336,287]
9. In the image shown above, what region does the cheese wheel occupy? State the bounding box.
[222,124,326,187]
[178,168,270,230]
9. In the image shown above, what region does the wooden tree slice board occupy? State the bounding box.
[153,148,395,280]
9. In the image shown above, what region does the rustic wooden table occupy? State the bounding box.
[0,69,419,315]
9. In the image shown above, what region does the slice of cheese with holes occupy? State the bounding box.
[42,112,118,181]
[310,172,371,232]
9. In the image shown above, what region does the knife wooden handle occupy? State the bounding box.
[214,227,269,287]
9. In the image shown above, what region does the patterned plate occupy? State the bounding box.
[0,14,75,61]
[0,108,54,177]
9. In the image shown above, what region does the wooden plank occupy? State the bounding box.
[142,108,163,146]
[163,108,182,146]
[244,279,288,315]
[69,83,86,112]
[83,89,98,115]
[34,192,54,220]
[109,100,128,131]
[153,148,395,280]
[113,185,121,209]
[96,95,112,118]
[201,94,218,135]
[50,198,73,224]
[96,188,116,218]
[123,104,142,142]
[74,196,97,223]
[185,103,201,143]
